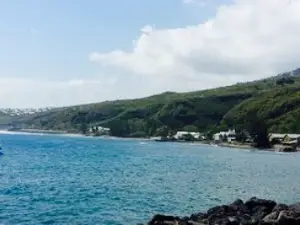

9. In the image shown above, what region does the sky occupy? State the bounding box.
[1,0,300,108]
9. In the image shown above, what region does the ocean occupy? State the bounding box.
[1,133,300,224]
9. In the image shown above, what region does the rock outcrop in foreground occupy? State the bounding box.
[146,197,300,225]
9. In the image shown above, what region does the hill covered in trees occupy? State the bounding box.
[0,111,12,125]
[11,68,300,137]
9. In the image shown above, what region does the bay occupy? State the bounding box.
[0,133,300,224]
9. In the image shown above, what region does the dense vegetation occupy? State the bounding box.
[222,85,300,133]
[0,112,12,124]
[9,68,300,137]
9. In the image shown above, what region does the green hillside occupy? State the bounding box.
[14,68,300,136]
[0,111,12,124]
[222,85,300,133]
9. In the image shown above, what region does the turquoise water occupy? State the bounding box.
[1,133,300,224]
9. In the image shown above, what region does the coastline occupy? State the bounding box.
[1,129,297,152]
[0,129,153,141]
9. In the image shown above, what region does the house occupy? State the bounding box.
[89,126,111,135]
[213,132,227,141]
[213,129,236,142]
[174,131,201,140]
[284,134,300,143]
[97,126,111,133]
[269,133,300,145]
[269,133,286,144]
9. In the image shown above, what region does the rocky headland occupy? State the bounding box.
[145,197,300,225]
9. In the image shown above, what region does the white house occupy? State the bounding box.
[269,133,300,144]
[89,126,111,135]
[268,133,286,143]
[174,131,201,140]
[286,134,300,141]
[97,126,110,133]
[213,129,236,142]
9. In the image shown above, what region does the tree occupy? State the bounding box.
[181,133,195,142]
[244,112,270,149]
[222,134,228,142]
[183,125,199,132]
[205,131,214,141]
[168,129,177,138]
[276,77,295,86]
[156,126,170,139]
[79,122,88,134]
[236,130,249,143]
[92,126,97,133]
[130,131,148,138]
[108,119,130,137]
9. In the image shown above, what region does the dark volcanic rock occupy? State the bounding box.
[145,198,300,225]
[189,212,207,222]
[277,210,300,225]
[245,197,276,212]
[289,203,300,212]
[148,214,180,225]
[245,197,276,221]
[273,204,289,212]
[262,203,290,223]
[263,211,279,223]
[230,199,249,214]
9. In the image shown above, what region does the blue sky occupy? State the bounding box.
[0,0,299,107]
[0,0,219,80]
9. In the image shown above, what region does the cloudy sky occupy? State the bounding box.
[1,0,300,108]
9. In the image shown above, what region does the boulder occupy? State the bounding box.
[206,205,239,224]
[189,212,207,222]
[272,204,289,212]
[289,203,300,212]
[245,197,276,220]
[277,210,300,225]
[207,205,231,215]
[230,199,244,208]
[148,214,180,225]
[245,197,276,212]
[262,203,290,223]
[237,214,256,225]
[230,199,249,213]
[263,211,279,223]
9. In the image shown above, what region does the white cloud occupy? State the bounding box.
[0,77,122,108]
[2,0,300,108]
[0,75,175,108]
[90,0,300,92]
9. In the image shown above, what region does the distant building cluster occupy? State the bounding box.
[0,108,53,116]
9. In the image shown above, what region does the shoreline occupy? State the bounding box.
[218,142,253,149]
[1,129,297,152]
[0,129,154,141]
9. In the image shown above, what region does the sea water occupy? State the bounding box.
[1,133,300,224]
